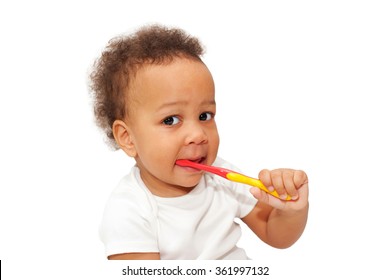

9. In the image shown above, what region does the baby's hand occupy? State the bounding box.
[250,169,309,211]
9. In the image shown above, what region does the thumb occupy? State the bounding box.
[250,187,287,210]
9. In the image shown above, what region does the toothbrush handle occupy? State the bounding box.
[226,172,292,201]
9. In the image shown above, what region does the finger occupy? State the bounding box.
[293,170,308,188]
[250,187,268,203]
[270,169,287,200]
[282,169,299,200]
[258,169,274,192]
[250,187,286,210]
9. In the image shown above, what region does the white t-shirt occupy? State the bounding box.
[99,158,258,260]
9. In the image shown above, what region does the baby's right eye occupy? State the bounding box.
[162,116,180,126]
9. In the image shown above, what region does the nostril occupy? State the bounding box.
[185,125,208,145]
[188,137,208,145]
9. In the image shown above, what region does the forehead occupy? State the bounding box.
[130,57,215,106]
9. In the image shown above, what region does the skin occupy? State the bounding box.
[113,57,219,197]
[111,57,309,260]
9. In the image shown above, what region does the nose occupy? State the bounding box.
[184,122,208,145]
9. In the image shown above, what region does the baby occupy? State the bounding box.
[89,24,309,260]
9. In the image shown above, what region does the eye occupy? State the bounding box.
[162,116,180,126]
[199,112,213,121]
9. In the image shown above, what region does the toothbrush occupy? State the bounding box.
[176,159,292,201]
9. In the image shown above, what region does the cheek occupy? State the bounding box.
[208,128,220,160]
[144,133,181,161]
[210,127,220,148]
[135,139,177,179]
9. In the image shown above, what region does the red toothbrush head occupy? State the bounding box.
[175,159,231,178]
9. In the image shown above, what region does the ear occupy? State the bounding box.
[112,120,137,157]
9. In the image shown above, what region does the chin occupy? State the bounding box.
[179,176,202,188]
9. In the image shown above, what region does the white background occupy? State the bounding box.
[0,0,389,279]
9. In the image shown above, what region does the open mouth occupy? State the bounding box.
[176,157,206,170]
[187,157,206,164]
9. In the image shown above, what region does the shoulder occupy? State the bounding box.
[102,166,156,219]
[99,167,160,257]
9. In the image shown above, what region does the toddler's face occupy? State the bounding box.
[126,57,219,197]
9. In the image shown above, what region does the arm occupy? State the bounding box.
[108,252,160,260]
[242,169,309,249]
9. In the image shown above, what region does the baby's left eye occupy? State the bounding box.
[199,112,213,121]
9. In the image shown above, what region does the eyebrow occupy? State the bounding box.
[157,99,216,111]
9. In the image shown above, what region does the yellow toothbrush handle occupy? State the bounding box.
[226,172,291,201]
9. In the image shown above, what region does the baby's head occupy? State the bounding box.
[90,24,205,149]
[90,25,220,195]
